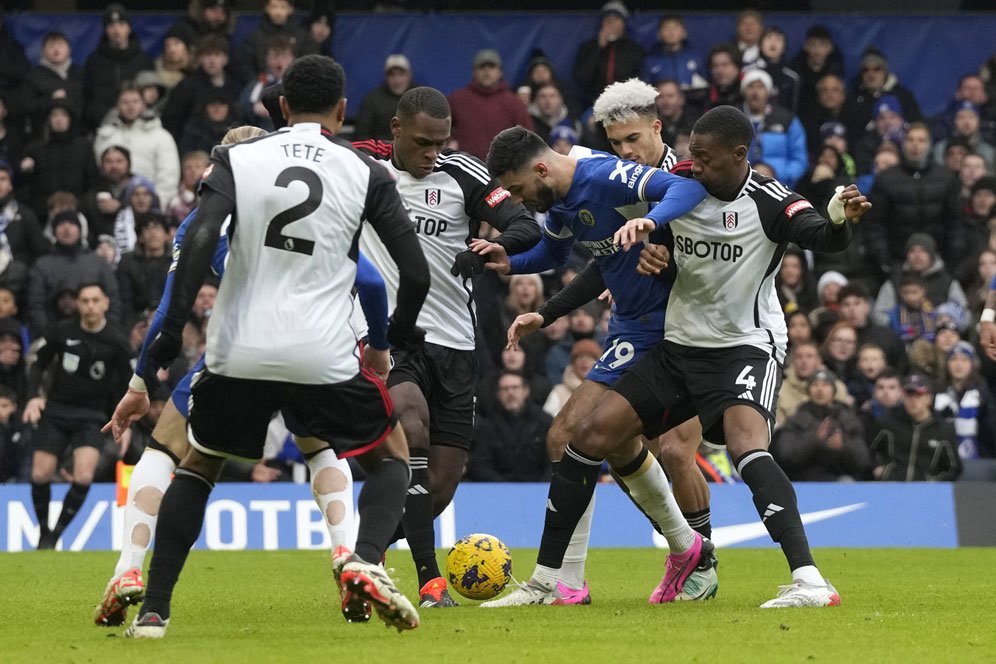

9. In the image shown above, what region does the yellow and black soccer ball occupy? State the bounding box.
[446,533,513,600]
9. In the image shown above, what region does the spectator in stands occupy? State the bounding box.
[751,26,800,112]
[776,340,849,425]
[529,83,578,146]
[874,234,968,327]
[865,123,962,272]
[0,316,27,405]
[655,78,696,149]
[909,317,961,384]
[19,100,98,221]
[501,273,544,338]
[837,284,906,372]
[94,84,179,201]
[796,143,853,223]
[932,102,994,170]
[134,71,168,119]
[0,93,26,170]
[468,370,552,482]
[0,14,28,131]
[80,146,132,247]
[734,9,764,69]
[844,50,922,144]
[958,152,989,203]
[871,372,960,481]
[168,0,235,48]
[449,49,533,160]
[859,368,903,447]
[180,89,234,156]
[0,161,49,299]
[112,178,159,255]
[965,248,996,319]
[354,54,415,142]
[940,137,971,175]
[0,384,28,483]
[304,2,335,57]
[882,272,936,350]
[957,176,996,272]
[787,309,815,350]
[935,341,996,481]
[855,143,900,201]
[41,192,87,247]
[27,211,119,336]
[775,245,818,315]
[162,35,242,142]
[549,125,578,156]
[24,32,83,132]
[155,27,195,92]
[697,43,743,112]
[572,1,643,108]
[82,4,153,130]
[166,150,208,225]
[545,305,601,385]
[116,212,171,327]
[848,343,887,408]
[809,270,848,339]
[544,339,601,418]
[772,368,869,481]
[933,73,996,145]
[821,320,860,385]
[236,0,316,85]
[477,344,550,420]
[792,25,845,132]
[853,95,907,176]
[239,36,295,130]
[641,16,706,91]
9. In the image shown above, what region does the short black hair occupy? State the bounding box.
[76,282,106,298]
[899,271,925,288]
[837,284,869,302]
[875,367,899,383]
[708,43,741,69]
[486,126,548,178]
[282,54,345,115]
[692,105,755,149]
[42,31,69,45]
[0,384,17,404]
[100,145,131,165]
[396,86,450,121]
[498,369,526,384]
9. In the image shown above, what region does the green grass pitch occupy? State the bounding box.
[1,548,994,662]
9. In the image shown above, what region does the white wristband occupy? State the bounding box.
[128,374,148,393]
[981,309,996,324]
[826,185,846,225]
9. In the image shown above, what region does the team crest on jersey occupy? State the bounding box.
[723,211,739,230]
[90,360,106,380]
[579,210,596,226]
[425,188,441,207]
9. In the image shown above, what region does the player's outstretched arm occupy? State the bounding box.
[980,276,996,361]
[354,252,389,350]
[774,184,869,252]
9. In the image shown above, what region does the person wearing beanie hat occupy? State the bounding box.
[163,0,235,69]
[83,3,153,131]
[741,64,808,187]
[931,99,995,170]
[935,339,996,479]
[846,49,922,145]
[772,363,869,482]
[354,53,416,141]
[571,1,644,108]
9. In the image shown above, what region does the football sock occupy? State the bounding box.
[142,469,214,620]
[683,508,712,540]
[31,482,51,535]
[610,468,663,535]
[114,449,176,578]
[53,482,90,538]
[305,448,355,551]
[535,444,601,581]
[400,455,442,587]
[354,457,410,564]
[614,447,696,554]
[735,449,816,572]
[560,492,595,590]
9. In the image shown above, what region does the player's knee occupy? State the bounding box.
[325,499,346,526]
[131,523,152,548]
[546,419,572,461]
[134,486,164,516]
[659,436,694,472]
[314,467,348,495]
[574,414,613,458]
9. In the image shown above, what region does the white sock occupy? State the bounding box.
[559,492,595,590]
[531,564,560,591]
[307,449,355,551]
[113,450,175,578]
[791,565,824,586]
[616,453,696,554]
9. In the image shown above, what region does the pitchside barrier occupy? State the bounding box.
[1,482,993,552]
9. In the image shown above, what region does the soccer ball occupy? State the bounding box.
[446,533,512,600]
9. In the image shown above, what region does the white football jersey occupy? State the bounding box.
[200,123,411,383]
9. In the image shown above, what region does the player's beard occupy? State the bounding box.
[533,181,557,213]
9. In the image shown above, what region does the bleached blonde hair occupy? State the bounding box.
[221,125,267,145]
[592,78,659,127]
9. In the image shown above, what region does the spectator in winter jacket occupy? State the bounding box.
[82,5,154,131]
[529,83,579,146]
[93,85,179,203]
[476,345,550,420]
[27,211,119,336]
[0,163,49,299]
[874,233,968,328]
[848,343,887,409]
[932,74,996,147]
[155,26,195,93]
[772,368,870,481]
[690,44,742,113]
[844,50,922,145]
[871,372,960,481]
[734,9,764,69]
[117,213,171,327]
[934,341,996,481]
[931,102,994,171]
[448,49,533,161]
[80,146,132,247]
[23,32,84,133]
[864,123,963,271]
[572,2,644,108]
[0,93,27,172]
[19,100,99,221]
[640,16,706,90]
[468,370,552,482]
[775,246,818,315]
[235,0,316,86]
[852,95,907,177]
[166,151,209,226]
[859,368,903,448]
[180,90,233,156]
[354,54,415,142]
[166,0,236,52]
[112,179,160,255]
[837,284,906,372]
[750,27,800,113]
[544,339,601,418]
[655,79,696,149]
[741,69,808,187]
[0,384,29,483]
[239,36,295,131]
[134,71,168,119]
[162,34,242,142]
[800,75,848,156]
[883,272,936,350]
[791,25,845,135]
[776,340,850,425]
[0,316,27,405]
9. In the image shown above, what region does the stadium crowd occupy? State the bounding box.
[0,0,994,488]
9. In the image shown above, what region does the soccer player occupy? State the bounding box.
[476,126,712,607]
[472,79,717,604]
[123,55,430,637]
[352,86,541,608]
[26,283,132,550]
[575,106,870,607]
[95,125,388,627]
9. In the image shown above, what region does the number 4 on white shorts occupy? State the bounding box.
[736,365,757,400]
